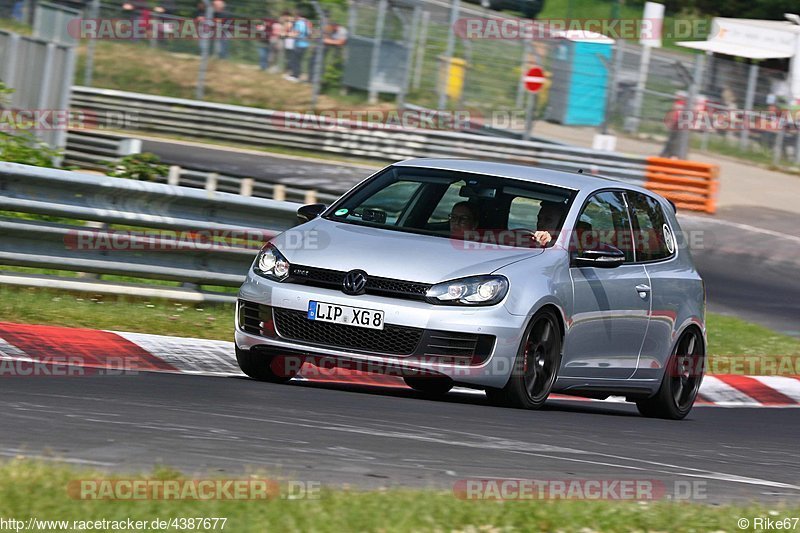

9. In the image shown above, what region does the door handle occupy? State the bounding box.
[635,284,651,299]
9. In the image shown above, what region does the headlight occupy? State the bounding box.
[426,275,509,306]
[254,244,290,281]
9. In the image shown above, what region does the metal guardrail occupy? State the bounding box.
[64,130,142,170]
[0,162,302,302]
[69,86,649,181]
[64,130,341,204]
[68,86,720,212]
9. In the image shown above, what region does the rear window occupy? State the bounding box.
[628,192,675,262]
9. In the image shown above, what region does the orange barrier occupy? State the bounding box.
[644,157,719,214]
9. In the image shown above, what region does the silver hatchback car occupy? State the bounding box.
[235,159,706,419]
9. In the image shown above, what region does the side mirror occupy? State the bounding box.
[296,203,327,223]
[573,244,625,268]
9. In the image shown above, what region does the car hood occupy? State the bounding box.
[271,218,544,284]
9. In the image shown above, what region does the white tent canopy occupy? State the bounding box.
[676,40,792,60]
[677,17,800,101]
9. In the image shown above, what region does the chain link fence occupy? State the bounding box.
[2,0,799,166]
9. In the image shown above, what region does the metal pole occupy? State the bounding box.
[523,90,536,141]
[627,44,651,133]
[83,0,100,86]
[600,42,619,135]
[398,6,421,106]
[310,1,325,108]
[738,62,759,151]
[2,33,20,88]
[773,127,785,167]
[795,127,800,164]
[53,44,76,166]
[437,0,460,110]
[195,0,213,100]
[516,39,530,109]
[367,0,388,104]
[412,11,430,91]
[677,53,705,160]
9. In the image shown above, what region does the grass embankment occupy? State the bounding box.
[0,460,797,533]
[0,285,798,374]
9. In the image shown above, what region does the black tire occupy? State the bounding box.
[235,346,300,384]
[403,376,453,396]
[636,329,704,420]
[486,308,562,409]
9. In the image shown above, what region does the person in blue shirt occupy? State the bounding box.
[284,10,310,82]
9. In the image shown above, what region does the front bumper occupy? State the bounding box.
[235,271,527,388]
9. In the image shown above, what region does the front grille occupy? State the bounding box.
[287,265,432,301]
[273,308,423,355]
[241,301,496,365]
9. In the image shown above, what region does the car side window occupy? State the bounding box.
[575,191,634,263]
[628,192,674,262]
[508,196,541,229]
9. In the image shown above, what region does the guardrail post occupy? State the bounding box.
[273,184,286,201]
[76,221,106,280]
[205,173,218,193]
[117,138,143,156]
[304,190,318,204]
[167,165,182,186]
[240,178,254,197]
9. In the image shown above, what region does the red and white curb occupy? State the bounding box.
[1,322,799,408]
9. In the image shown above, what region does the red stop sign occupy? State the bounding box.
[524,66,545,93]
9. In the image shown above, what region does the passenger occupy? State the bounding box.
[449,201,479,239]
[533,201,566,247]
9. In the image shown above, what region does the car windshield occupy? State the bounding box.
[324,167,575,248]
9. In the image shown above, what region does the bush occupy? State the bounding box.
[0,82,61,167]
[106,152,169,181]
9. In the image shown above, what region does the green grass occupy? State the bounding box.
[1,285,799,374]
[0,459,797,532]
[0,285,232,341]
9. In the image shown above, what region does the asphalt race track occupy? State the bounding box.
[2,142,797,506]
[1,371,799,503]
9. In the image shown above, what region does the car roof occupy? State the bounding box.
[393,158,650,195]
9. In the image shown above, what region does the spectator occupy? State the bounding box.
[268,15,286,72]
[279,11,294,74]
[308,17,348,86]
[122,0,150,40]
[661,91,686,158]
[256,17,277,71]
[211,0,233,59]
[284,10,310,83]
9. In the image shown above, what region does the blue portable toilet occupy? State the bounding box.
[544,30,614,126]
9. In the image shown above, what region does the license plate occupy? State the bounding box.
[308,301,385,330]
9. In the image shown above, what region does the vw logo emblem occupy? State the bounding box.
[342,270,368,295]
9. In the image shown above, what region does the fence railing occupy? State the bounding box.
[69,86,720,213]
[0,162,302,302]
